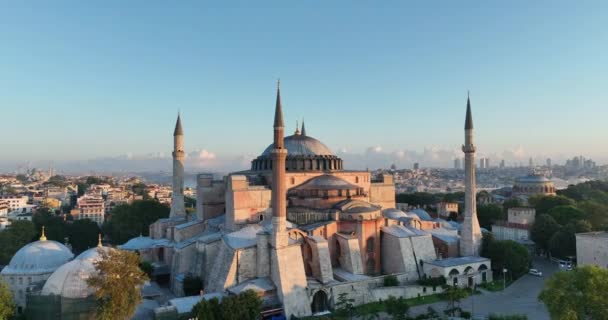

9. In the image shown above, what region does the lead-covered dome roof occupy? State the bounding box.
[261,134,335,157]
[41,246,112,299]
[1,240,74,275]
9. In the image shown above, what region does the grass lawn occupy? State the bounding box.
[480,279,515,292]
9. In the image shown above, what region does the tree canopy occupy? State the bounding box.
[0,220,36,265]
[531,214,561,253]
[539,266,608,320]
[102,200,169,245]
[0,278,15,320]
[32,208,67,243]
[482,238,531,278]
[192,290,262,320]
[68,219,101,253]
[528,195,575,215]
[87,249,148,320]
[477,204,505,229]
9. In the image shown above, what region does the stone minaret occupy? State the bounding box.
[460,93,482,256]
[170,113,186,218]
[271,80,288,248]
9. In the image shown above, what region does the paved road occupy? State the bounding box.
[409,257,558,319]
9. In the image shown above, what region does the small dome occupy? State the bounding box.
[1,240,73,275]
[41,259,96,298]
[294,175,359,190]
[517,174,551,183]
[261,134,334,157]
[76,246,112,262]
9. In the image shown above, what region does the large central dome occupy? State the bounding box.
[261,134,335,157]
[251,127,343,172]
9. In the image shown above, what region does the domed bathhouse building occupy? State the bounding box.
[512,172,556,200]
[122,86,491,319]
[25,235,111,320]
[0,227,74,314]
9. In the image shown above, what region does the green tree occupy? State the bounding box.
[32,208,67,243]
[477,204,505,229]
[139,261,153,278]
[192,297,222,320]
[102,200,169,245]
[68,219,101,252]
[501,198,523,214]
[86,249,148,320]
[385,296,409,320]
[192,290,262,320]
[0,220,36,265]
[0,278,15,320]
[549,220,592,259]
[183,275,203,296]
[335,292,355,317]
[46,175,68,188]
[15,174,27,183]
[531,214,561,254]
[539,266,608,320]
[395,192,440,207]
[484,240,531,278]
[547,205,586,226]
[528,195,575,215]
[578,201,608,230]
[443,286,468,316]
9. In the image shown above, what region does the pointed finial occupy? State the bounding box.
[295,120,300,135]
[40,226,47,241]
[274,80,284,128]
[465,92,473,130]
[301,118,307,136]
[97,233,103,247]
[174,112,184,136]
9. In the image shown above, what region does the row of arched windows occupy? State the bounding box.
[251,157,343,171]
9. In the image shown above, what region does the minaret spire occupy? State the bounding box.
[295,120,300,135]
[271,80,288,248]
[170,113,186,218]
[301,118,307,136]
[460,93,482,256]
[174,112,184,136]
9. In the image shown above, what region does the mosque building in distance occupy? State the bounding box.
[121,83,491,318]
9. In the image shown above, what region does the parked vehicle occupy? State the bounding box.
[529,269,543,277]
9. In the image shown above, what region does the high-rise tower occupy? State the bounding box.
[170,113,186,218]
[271,80,288,248]
[460,93,482,256]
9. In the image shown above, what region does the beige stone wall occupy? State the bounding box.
[173,221,205,243]
[225,175,271,231]
[576,233,608,268]
[369,176,396,209]
[197,174,226,221]
[492,225,530,242]
[336,235,363,274]
[507,207,536,225]
[307,237,334,284]
[271,244,311,317]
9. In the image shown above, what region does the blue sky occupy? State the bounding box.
[1,1,607,171]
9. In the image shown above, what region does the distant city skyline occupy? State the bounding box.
[1,2,607,172]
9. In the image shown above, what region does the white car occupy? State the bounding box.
[529,269,543,277]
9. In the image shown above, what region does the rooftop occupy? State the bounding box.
[426,256,489,268]
[576,231,608,239]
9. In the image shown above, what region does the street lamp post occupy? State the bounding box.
[503,268,507,291]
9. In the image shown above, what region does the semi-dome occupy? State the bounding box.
[1,239,73,275]
[40,258,97,298]
[261,134,335,157]
[41,244,111,299]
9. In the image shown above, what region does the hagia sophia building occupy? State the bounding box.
[0,82,491,319]
[120,82,490,318]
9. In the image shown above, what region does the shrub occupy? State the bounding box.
[384,275,399,287]
[416,276,446,288]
